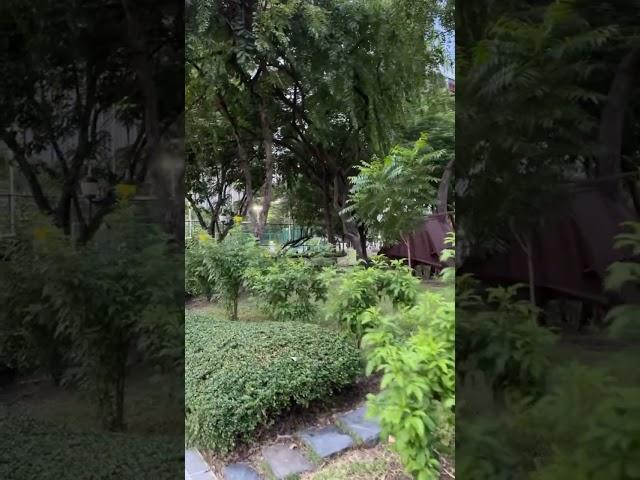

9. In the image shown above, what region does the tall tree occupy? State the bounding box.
[186,0,449,256]
[0,0,183,240]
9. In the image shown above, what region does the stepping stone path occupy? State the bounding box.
[212,404,382,479]
[223,463,262,480]
[336,405,382,447]
[185,449,217,480]
[262,444,314,479]
[299,425,354,459]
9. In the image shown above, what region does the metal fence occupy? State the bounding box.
[1,191,162,241]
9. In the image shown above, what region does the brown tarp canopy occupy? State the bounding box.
[379,213,453,267]
[463,187,638,305]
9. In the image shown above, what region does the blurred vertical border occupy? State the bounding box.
[0,1,185,479]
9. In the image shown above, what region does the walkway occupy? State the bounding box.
[186,405,382,480]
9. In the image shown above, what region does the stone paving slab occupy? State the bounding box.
[299,425,354,459]
[189,472,218,480]
[223,463,263,480]
[185,449,217,480]
[262,444,314,479]
[337,405,382,446]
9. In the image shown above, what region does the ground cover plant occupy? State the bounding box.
[0,411,183,480]
[185,312,362,454]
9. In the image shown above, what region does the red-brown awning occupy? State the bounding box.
[379,213,453,267]
[464,187,638,304]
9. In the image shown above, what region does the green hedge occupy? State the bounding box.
[185,313,361,453]
[0,413,182,479]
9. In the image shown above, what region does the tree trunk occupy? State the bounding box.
[256,100,275,238]
[217,94,254,230]
[186,194,209,231]
[330,170,368,262]
[322,185,335,244]
[55,194,73,235]
[403,234,412,269]
[597,47,640,199]
[122,0,184,245]
[113,351,127,432]
[2,132,53,216]
[437,158,454,214]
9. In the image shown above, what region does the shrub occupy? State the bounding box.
[457,363,640,480]
[604,221,640,339]
[363,291,455,480]
[0,207,183,431]
[185,313,361,454]
[185,237,209,297]
[456,283,556,400]
[245,258,328,322]
[323,257,420,346]
[0,412,182,479]
[199,225,271,320]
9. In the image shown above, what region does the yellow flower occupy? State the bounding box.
[116,183,137,201]
[32,226,52,241]
[233,215,243,225]
[198,232,211,243]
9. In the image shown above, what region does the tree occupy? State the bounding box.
[346,134,442,266]
[457,0,640,261]
[0,0,183,240]
[186,0,450,257]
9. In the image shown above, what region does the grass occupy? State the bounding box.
[300,444,411,480]
[186,294,271,322]
[1,368,183,435]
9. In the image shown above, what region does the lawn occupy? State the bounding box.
[1,367,183,436]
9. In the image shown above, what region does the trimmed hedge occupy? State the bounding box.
[185,313,361,453]
[0,412,182,479]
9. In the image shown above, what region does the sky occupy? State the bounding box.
[436,18,455,79]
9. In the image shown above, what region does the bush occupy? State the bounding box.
[456,282,556,400]
[185,237,209,297]
[363,290,455,480]
[245,258,328,322]
[323,257,420,346]
[0,207,183,431]
[0,412,182,479]
[185,313,361,454]
[199,225,271,320]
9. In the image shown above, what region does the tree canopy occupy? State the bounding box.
[186,0,453,255]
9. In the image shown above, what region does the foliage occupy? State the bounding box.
[604,221,640,339]
[184,314,361,454]
[345,134,441,245]
[363,291,455,480]
[440,231,456,282]
[0,412,182,480]
[1,0,182,235]
[457,0,640,258]
[245,258,328,322]
[185,236,210,298]
[198,224,270,320]
[323,257,421,346]
[186,0,449,252]
[456,281,556,400]
[457,361,640,480]
[456,224,640,479]
[0,206,183,431]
